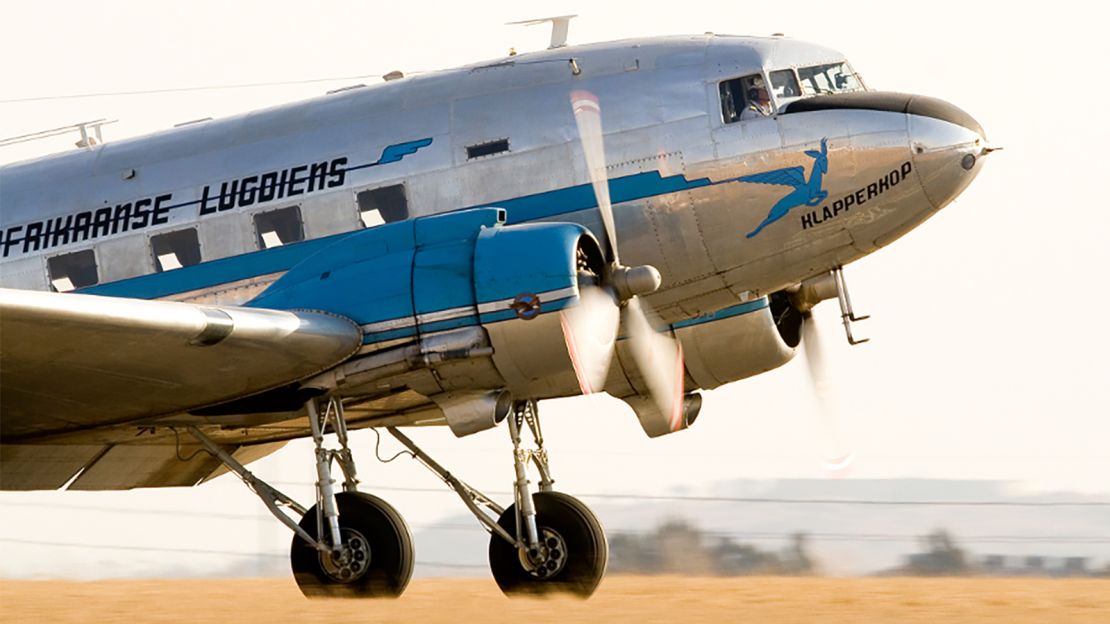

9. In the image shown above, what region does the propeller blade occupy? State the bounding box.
[560,285,620,395]
[570,89,620,265]
[623,297,685,432]
[569,88,682,419]
[801,313,855,477]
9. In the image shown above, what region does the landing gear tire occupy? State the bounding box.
[290,492,414,598]
[488,491,607,598]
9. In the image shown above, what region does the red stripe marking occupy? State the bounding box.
[560,311,593,395]
[669,342,685,431]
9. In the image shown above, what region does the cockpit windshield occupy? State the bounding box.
[797,61,865,95]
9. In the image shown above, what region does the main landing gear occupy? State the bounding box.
[188,397,413,598]
[387,399,607,597]
[189,396,606,599]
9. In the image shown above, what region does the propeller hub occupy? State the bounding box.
[612,265,662,300]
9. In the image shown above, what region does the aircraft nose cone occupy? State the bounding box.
[907,97,988,211]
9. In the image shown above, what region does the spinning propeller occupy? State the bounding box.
[800,311,855,477]
[559,90,685,430]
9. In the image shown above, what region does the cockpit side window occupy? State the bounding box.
[719,78,741,123]
[770,70,801,99]
[798,61,865,95]
[719,74,772,124]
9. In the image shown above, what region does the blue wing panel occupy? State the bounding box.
[248,221,417,326]
[413,240,477,323]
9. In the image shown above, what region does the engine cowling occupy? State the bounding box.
[673,297,798,391]
[597,295,797,438]
[602,296,797,404]
[250,207,606,415]
[473,221,606,400]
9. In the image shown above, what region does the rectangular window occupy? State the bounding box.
[357,184,409,227]
[47,249,98,292]
[254,206,305,249]
[466,139,509,160]
[798,62,864,95]
[719,79,741,123]
[150,228,202,272]
[719,74,769,124]
[770,69,801,99]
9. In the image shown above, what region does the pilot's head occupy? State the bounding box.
[747,87,769,104]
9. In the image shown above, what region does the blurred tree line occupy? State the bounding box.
[898,529,969,575]
[608,524,1110,577]
[608,520,816,575]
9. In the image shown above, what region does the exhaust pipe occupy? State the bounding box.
[787,272,839,313]
[433,390,513,437]
[624,391,702,438]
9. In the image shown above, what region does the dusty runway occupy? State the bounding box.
[2,576,1108,623]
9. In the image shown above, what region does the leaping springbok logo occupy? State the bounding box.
[742,138,829,239]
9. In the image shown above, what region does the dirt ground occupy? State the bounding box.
[2,576,1109,624]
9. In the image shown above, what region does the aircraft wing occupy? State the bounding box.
[0,288,361,442]
[738,166,806,187]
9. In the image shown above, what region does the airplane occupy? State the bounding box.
[0,30,992,598]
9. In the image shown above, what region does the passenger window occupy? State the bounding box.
[719,74,771,124]
[150,228,202,272]
[47,249,98,291]
[466,139,509,160]
[356,184,409,228]
[770,70,801,99]
[254,206,305,249]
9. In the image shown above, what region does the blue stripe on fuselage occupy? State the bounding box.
[78,170,715,300]
[669,298,768,330]
[81,233,352,299]
[473,171,712,223]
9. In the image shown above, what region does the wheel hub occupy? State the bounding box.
[520,527,567,579]
[319,528,371,583]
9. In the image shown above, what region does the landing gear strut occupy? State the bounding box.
[831,266,870,345]
[187,397,413,598]
[386,399,607,597]
[192,395,604,598]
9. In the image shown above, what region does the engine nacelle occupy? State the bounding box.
[599,296,795,438]
[473,221,606,399]
[603,297,797,408]
[251,207,604,402]
[674,297,799,391]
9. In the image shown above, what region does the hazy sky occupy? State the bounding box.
[1,1,1108,578]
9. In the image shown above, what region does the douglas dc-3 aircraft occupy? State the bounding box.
[0,31,991,597]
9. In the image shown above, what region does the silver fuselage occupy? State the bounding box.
[0,34,985,326]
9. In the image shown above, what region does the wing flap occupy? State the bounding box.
[0,444,105,490]
[66,442,225,490]
[0,440,290,491]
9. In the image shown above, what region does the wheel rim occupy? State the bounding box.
[318,527,372,583]
[518,527,568,579]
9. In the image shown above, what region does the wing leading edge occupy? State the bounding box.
[0,288,362,442]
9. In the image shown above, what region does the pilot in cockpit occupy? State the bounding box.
[742,85,772,119]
